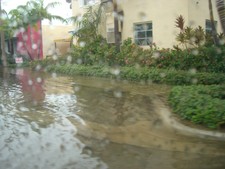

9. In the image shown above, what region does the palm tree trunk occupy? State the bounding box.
[0,1,7,67]
[208,0,220,45]
[216,0,225,35]
[113,0,120,52]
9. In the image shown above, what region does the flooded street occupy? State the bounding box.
[0,68,225,169]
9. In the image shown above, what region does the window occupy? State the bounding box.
[79,0,96,7]
[205,19,217,34]
[134,22,152,46]
[106,27,115,43]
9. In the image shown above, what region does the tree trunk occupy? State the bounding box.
[113,0,120,52]
[216,0,225,35]
[209,0,220,45]
[0,1,7,67]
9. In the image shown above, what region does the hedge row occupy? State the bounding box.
[168,85,225,129]
[43,64,225,85]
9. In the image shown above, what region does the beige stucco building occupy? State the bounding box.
[41,25,74,57]
[71,0,222,48]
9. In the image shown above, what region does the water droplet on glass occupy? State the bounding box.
[35,64,42,71]
[160,73,166,78]
[77,59,82,64]
[32,44,38,49]
[52,73,57,78]
[74,86,80,92]
[53,55,58,60]
[28,80,33,86]
[67,55,72,62]
[110,67,120,75]
[192,78,198,84]
[152,52,160,58]
[192,49,199,55]
[138,12,147,21]
[36,77,42,83]
[189,68,197,74]
[114,90,122,98]
[79,41,86,47]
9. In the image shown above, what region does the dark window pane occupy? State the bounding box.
[146,31,152,37]
[146,23,152,30]
[137,31,146,38]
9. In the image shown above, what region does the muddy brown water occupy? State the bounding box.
[0,68,225,169]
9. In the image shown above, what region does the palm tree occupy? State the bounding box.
[112,0,120,52]
[216,0,225,35]
[208,0,219,45]
[0,0,7,67]
[8,0,65,60]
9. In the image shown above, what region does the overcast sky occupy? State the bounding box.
[2,0,72,25]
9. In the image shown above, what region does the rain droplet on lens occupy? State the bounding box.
[52,73,57,78]
[192,78,198,84]
[192,49,199,55]
[110,67,120,75]
[152,51,160,59]
[189,68,197,74]
[79,41,86,47]
[35,64,41,71]
[138,12,147,21]
[77,59,82,64]
[32,44,38,49]
[53,55,58,60]
[67,55,72,62]
[160,73,166,78]
[36,77,42,83]
[74,86,80,92]
[114,90,122,98]
[28,80,33,86]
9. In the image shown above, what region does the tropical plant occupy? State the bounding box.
[175,15,215,48]
[69,5,103,44]
[8,0,65,60]
[0,0,7,66]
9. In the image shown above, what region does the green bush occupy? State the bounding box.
[153,46,225,73]
[68,35,225,74]
[168,85,225,129]
[41,64,225,85]
[70,35,117,65]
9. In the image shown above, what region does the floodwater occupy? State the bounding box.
[0,68,225,169]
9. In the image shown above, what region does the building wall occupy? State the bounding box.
[16,20,43,60]
[188,0,222,33]
[72,0,222,49]
[119,0,189,48]
[42,25,74,58]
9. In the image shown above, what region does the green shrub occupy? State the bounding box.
[70,36,117,65]
[153,46,225,73]
[40,64,225,85]
[168,85,225,129]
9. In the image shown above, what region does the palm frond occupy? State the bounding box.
[45,2,61,10]
[175,15,185,31]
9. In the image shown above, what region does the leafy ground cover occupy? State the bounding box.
[168,85,225,129]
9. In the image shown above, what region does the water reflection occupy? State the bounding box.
[16,68,45,106]
[0,68,225,169]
